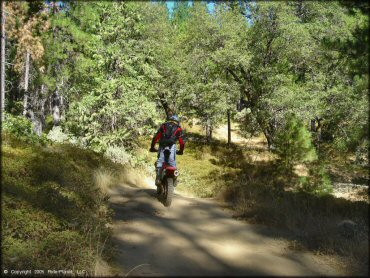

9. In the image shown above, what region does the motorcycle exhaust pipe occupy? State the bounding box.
[174,170,180,177]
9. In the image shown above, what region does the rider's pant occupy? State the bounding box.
[156,144,177,168]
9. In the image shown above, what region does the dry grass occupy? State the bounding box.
[94,168,115,195]
[217,158,369,276]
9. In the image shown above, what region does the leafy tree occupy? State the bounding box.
[177,2,241,139]
[3,0,367,166]
[217,1,368,153]
[140,2,183,119]
[55,2,158,152]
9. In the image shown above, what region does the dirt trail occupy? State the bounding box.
[107,180,343,276]
[106,124,344,276]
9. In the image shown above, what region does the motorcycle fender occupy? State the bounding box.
[161,169,167,180]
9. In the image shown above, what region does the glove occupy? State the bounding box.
[176,150,183,155]
[149,147,158,153]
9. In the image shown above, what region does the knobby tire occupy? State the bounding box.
[164,177,174,207]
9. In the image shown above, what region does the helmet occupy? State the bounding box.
[169,114,179,124]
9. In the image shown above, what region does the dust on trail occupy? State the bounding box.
[107,179,343,276]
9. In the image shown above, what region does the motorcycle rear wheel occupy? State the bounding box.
[163,177,174,207]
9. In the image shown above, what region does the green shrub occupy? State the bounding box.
[6,100,24,115]
[3,112,36,138]
[333,136,349,152]
[2,113,47,145]
[47,126,74,144]
[298,163,333,195]
[274,113,318,169]
[104,145,132,165]
[355,139,368,166]
[44,115,55,134]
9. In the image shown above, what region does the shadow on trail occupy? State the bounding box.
[108,179,338,276]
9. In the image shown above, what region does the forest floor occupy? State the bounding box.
[104,121,367,276]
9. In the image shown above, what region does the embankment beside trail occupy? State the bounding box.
[1,133,125,275]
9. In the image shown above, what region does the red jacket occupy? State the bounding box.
[151,121,185,152]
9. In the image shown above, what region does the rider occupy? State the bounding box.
[149,114,185,186]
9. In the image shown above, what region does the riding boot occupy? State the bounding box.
[155,167,161,186]
[155,167,163,194]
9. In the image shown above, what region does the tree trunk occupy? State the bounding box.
[49,97,52,115]
[1,1,6,122]
[227,110,231,145]
[296,0,304,20]
[52,79,64,126]
[206,126,213,142]
[34,117,42,136]
[159,96,173,119]
[22,92,28,116]
[111,114,116,131]
[206,117,212,142]
[35,85,46,136]
[60,94,64,122]
[263,129,273,151]
[22,50,30,116]
[29,86,44,136]
[52,92,61,126]
[255,111,274,151]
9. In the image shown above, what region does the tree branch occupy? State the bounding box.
[226,67,243,84]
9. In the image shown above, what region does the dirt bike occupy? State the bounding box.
[151,147,180,207]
